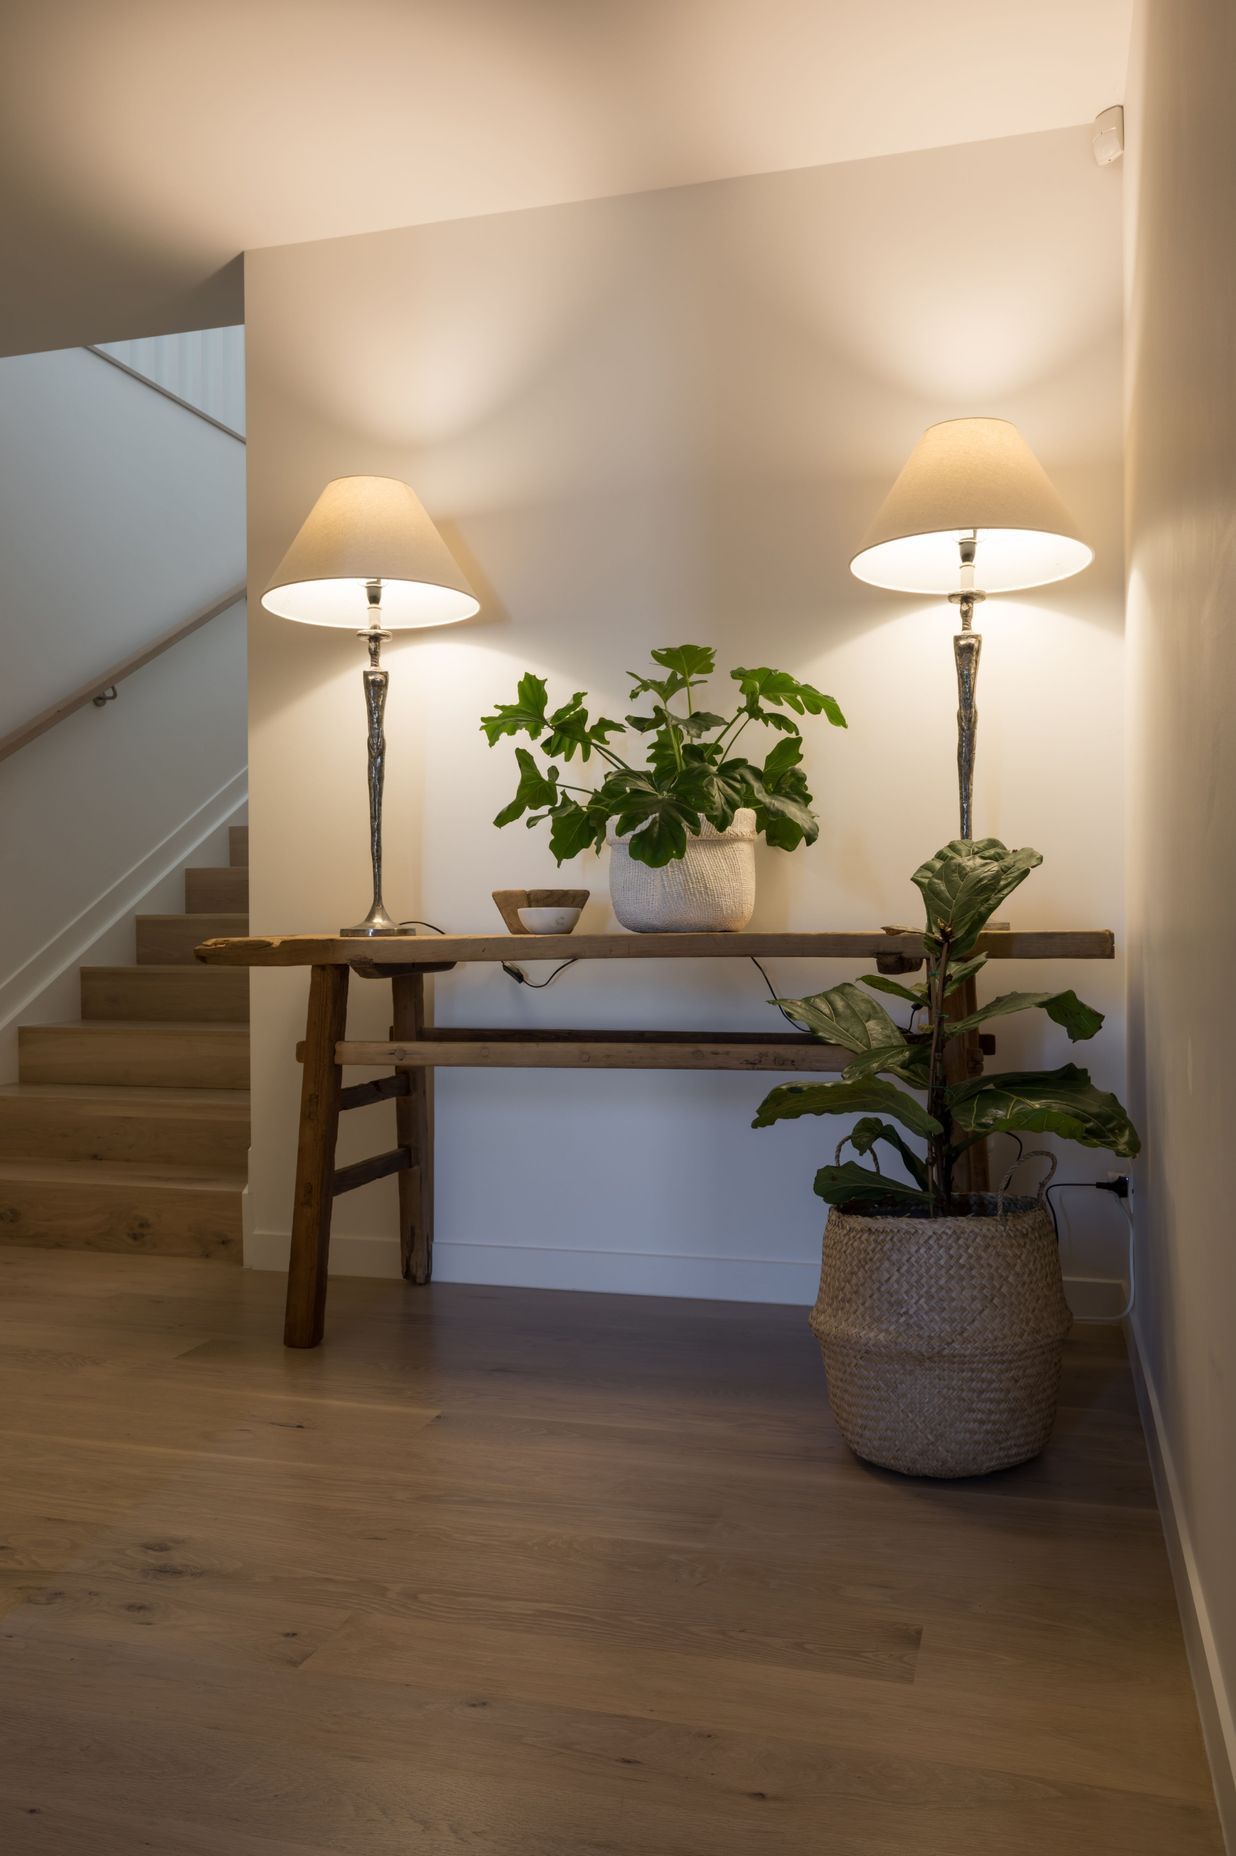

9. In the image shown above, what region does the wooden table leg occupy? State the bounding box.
[944,971,990,1194]
[392,971,434,1283]
[284,963,349,1348]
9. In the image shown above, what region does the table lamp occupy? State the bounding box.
[262,475,479,936]
[850,418,1091,838]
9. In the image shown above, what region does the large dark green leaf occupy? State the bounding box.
[775,982,927,1086]
[812,1164,931,1210]
[608,773,706,868]
[732,667,846,726]
[752,1078,942,1139]
[912,838,1043,953]
[948,1064,1140,1157]
[846,1116,929,1189]
[480,672,549,745]
[947,989,1104,1043]
[744,736,819,851]
[775,982,905,1056]
[493,748,558,826]
[547,796,609,862]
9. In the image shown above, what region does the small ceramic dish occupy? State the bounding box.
[517,906,582,934]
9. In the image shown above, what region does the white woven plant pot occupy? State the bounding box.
[606,808,756,933]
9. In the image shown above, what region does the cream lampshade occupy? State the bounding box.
[850,418,1091,837]
[261,475,479,936]
[262,475,479,629]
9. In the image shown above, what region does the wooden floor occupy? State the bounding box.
[0,1252,1221,1854]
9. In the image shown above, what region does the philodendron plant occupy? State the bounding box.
[753,838,1139,1214]
[481,645,845,868]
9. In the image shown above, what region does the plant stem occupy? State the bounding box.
[660,704,685,772]
[924,934,953,1212]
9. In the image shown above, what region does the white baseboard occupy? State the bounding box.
[1127,1319,1236,1851]
[246,1228,1125,1318]
[245,1229,821,1303]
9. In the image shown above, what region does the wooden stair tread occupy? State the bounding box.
[0,1082,251,1111]
[26,1020,249,1034]
[137,915,248,928]
[0,1155,245,1190]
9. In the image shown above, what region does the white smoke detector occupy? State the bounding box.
[1092,104,1124,166]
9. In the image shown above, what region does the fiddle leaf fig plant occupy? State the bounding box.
[481,646,846,868]
[753,838,1139,1214]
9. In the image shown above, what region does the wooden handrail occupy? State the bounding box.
[0,586,246,766]
[83,346,246,444]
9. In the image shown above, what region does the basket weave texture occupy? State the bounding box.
[811,1194,1072,1478]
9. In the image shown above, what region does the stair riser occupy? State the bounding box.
[0,1101,249,1170]
[229,825,249,868]
[185,868,249,912]
[136,915,247,964]
[0,1177,241,1262]
[82,967,249,1023]
[19,1028,249,1090]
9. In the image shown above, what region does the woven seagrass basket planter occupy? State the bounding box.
[810,1194,1072,1479]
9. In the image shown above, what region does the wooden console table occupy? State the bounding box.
[195,929,1114,1347]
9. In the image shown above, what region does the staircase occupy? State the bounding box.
[0,826,249,1261]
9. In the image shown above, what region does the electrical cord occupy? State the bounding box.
[504,958,578,988]
[750,957,803,1029]
[398,917,576,989]
[1047,1180,1136,1323]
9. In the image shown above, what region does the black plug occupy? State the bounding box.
[1096,1175,1131,1199]
[502,963,528,985]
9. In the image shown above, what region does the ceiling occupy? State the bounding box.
[0,0,1132,356]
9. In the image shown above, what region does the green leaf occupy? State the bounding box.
[943,952,989,996]
[608,773,705,868]
[650,644,715,681]
[812,1163,932,1210]
[947,1063,1140,1158]
[542,694,626,763]
[732,667,846,726]
[744,736,819,851]
[842,1042,931,1088]
[680,711,729,738]
[627,669,688,703]
[912,838,1043,953]
[546,797,608,863]
[846,1116,930,1189]
[752,1077,942,1140]
[775,982,905,1057]
[492,748,559,827]
[859,973,927,1004]
[480,673,549,746]
[761,736,806,779]
[946,989,1104,1043]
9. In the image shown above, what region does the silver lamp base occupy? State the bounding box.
[339,906,401,938]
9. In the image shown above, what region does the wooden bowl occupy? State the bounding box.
[492,888,590,935]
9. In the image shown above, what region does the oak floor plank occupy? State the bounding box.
[0,1251,1221,1854]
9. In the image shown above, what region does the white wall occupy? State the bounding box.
[1124,1,1236,1837]
[0,342,247,1076]
[245,125,1126,1302]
